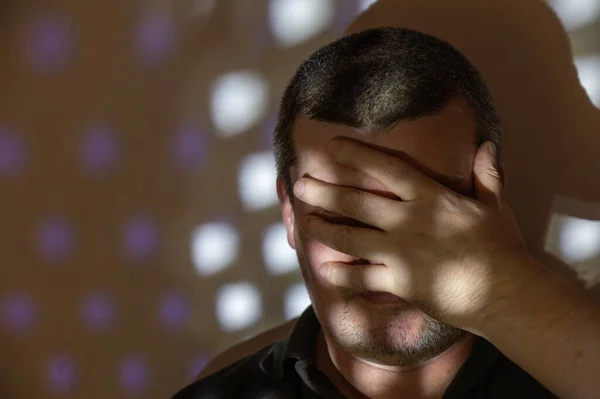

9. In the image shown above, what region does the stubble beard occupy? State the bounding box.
[321,288,467,368]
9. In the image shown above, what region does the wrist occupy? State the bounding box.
[471,251,552,339]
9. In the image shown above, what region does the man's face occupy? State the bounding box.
[277,98,479,366]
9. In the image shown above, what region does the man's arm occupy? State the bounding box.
[480,254,600,399]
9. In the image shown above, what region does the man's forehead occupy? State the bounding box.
[291,157,469,199]
[291,112,476,195]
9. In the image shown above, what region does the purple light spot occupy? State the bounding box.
[160,292,190,331]
[47,355,77,394]
[25,15,72,72]
[188,355,210,381]
[123,216,158,261]
[173,123,206,170]
[0,127,25,177]
[1,292,35,333]
[137,12,177,65]
[37,216,73,263]
[82,292,114,331]
[80,123,118,175]
[120,356,148,394]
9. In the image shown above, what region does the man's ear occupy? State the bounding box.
[277,176,296,249]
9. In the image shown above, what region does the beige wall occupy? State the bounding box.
[0,0,598,398]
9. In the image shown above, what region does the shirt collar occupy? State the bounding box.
[259,305,320,380]
[443,334,502,398]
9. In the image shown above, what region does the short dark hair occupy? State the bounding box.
[273,27,502,201]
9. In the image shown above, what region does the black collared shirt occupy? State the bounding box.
[173,306,557,399]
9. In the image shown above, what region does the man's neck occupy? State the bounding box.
[315,330,476,399]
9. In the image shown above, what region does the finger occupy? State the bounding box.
[318,262,397,293]
[327,137,440,200]
[293,178,408,231]
[300,215,388,261]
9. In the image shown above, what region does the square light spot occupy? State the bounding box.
[191,222,239,276]
[269,0,335,47]
[262,223,299,274]
[216,283,262,332]
[238,152,278,211]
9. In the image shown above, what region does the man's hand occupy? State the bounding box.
[293,137,600,398]
[293,137,542,332]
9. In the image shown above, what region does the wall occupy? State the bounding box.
[0,0,598,398]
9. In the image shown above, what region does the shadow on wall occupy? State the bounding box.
[346,0,600,288]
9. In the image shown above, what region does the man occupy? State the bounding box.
[174,28,600,399]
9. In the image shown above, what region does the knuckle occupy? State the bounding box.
[342,190,362,215]
[382,156,403,176]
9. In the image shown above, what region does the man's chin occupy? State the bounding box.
[324,303,467,367]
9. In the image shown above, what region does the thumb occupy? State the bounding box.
[473,141,503,206]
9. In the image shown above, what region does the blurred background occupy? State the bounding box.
[0,0,598,398]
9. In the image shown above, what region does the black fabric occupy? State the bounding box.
[172,306,557,399]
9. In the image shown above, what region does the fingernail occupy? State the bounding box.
[318,265,328,278]
[327,139,342,155]
[293,180,305,197]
